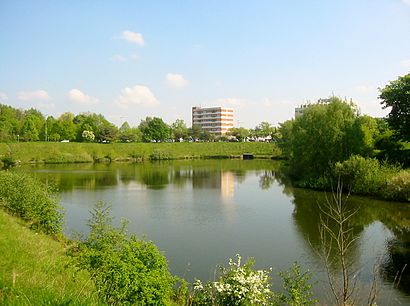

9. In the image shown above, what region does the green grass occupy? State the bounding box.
[0,142,279,164]
[0,209,101,305]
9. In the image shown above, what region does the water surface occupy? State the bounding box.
[24,160,410,304]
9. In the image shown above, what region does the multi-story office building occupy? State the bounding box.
[192,106,234,136]
[295,98,332,118]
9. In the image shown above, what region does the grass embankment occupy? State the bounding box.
[0,209,100,305]
[0,142,279,164]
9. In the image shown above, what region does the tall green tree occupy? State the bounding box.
[139,117,170,142]
[21,117,39,141]
[280,97,375,180]
[227,127,250,141]
[188,124,202,140]
[171,119,188,141]
[56,112,77,141]
[255,121,275,138]
[0,104,23,141]
[379,73,410,141]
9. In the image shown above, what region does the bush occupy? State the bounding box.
[277,263,317,306]
[382,170,410,201]
[149,149,171,160]
[77,202,175,305]
[192,254,273,305]
[0,171,62,234]
[333,155,395,195]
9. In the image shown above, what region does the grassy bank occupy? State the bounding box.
[0,142,279,165]
[0,209,100,305]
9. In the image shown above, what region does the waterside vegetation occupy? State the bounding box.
[277,73,410,202]
[0,171,318,305]
[0,141,278,165]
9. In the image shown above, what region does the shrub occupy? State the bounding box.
[192,254,273,305]
[77,202,175,305]
[277,263,317,306]
[333,155,395,195]
[0,171,62,234]
[149,149,171,160]
[1,155,15,168]
[382,170,410,201]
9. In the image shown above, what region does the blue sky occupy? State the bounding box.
[0,0,409,128]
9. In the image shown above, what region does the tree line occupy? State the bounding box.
[0,104,279,143]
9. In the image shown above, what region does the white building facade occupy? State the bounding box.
[192,106,234,136]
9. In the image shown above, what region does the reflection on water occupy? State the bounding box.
[23,160,410,304]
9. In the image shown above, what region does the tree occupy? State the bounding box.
[189,124,203,141]
[171,119,188,141]
[24,108,45,140]
[119,122,141,142]
[97,123,118,142]
[256,121,275,138]
[0,104,22,141]
[280,97,374,180]
[56,112,76,141]
[227,127,250,141]
[139,117,170,142]
[21,117,39,141]
[379,73,410,141]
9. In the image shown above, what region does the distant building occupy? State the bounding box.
[295,98,332,118]
[192,106,234,136]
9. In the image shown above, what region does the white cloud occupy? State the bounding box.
[166,73,188,88]
[17,90,50,101]
[0,92,8,101]
[111,54,127,62]
[122,30,144,45]
[402,0,410,6]
[68,89,98,105]
[115,85,159,108]
[400,59,410,68]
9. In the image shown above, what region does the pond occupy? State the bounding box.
[23,160,410,304]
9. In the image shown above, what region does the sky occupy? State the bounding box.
[0,0,409,128]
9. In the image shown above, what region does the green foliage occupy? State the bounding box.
[382,170,410,201]
[56,112,77,141]
[150,149,172,160]
[254,122,275,138]
[280,97,377,181]
[379,73,410,141]
[333,155,410,201]
[77,202,175,305]
[228,127,250,142]
[0,171,62,234]
[119,122,141,142]
[1,155,15,168]
[193,254,273,305]
[171,119,189,141]
[21,116,40,141]
[0,142,277,165]
[277,263,317,306]
[140,117,171,142]
[333,155,394,195]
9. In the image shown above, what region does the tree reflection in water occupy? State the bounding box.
[287,184,410,298]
